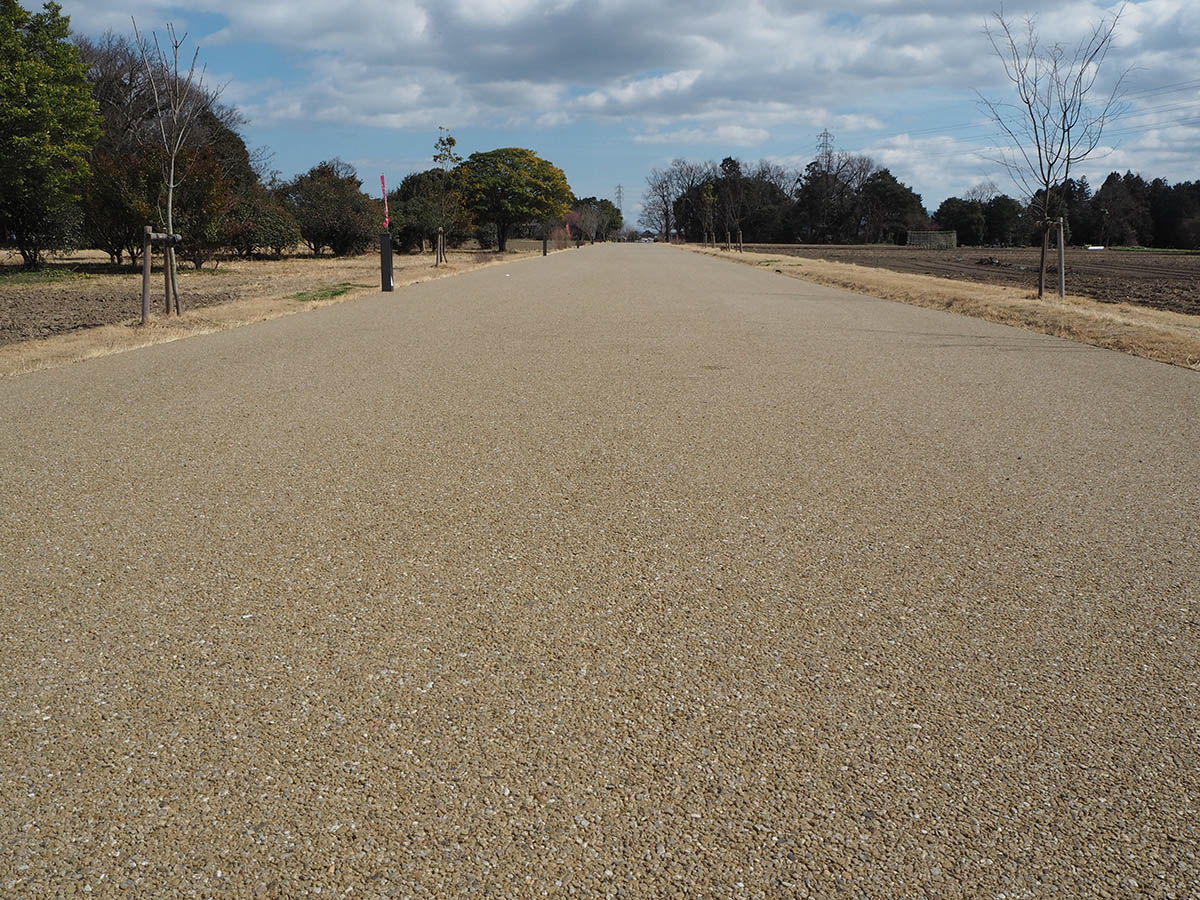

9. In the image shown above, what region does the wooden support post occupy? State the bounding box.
[143,230,183,315]
[1039,222,1049,298]
[141,226,152,325]
[1057,218,1066,299]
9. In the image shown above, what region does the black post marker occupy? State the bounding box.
[380,231,394,292]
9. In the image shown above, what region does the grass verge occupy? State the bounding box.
[0,268,91,285]
[685,245,1200,371]
[290,282,372,303]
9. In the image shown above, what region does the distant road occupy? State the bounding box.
[2,244,1196,897]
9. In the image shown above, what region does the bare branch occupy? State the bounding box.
[978,4,1128,296]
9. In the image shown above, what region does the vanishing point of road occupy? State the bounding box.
[2,244,1196,898]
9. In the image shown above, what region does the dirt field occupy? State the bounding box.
[741,244,1200,316]
[0,246,542,347]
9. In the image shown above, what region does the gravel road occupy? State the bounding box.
[2,244,1197,898]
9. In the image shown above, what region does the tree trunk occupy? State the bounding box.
[169,247,182,314]
[163,249,172,314]
[165,162,182,314]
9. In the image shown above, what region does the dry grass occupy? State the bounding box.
[686,246,1200,371]
[0,249,541,377]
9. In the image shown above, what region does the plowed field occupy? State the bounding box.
[742,244,1200,315]
[0,246,538,347]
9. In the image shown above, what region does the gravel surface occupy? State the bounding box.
[2,244,1197,898]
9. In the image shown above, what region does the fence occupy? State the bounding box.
[906,230,957,249]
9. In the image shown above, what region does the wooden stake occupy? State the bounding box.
[1039,222,1049,298]
[1057,218,1066,299]
[141,226,152,325]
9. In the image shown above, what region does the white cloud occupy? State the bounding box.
[634,124,769,147]
[576,71,702,114]
[861,133,997,206]
[57,0,1199,204]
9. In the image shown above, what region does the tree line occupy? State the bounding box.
[643,149,1200,250]
[932,174,1200,250]
[386,141,621,254]
[0,4,360,269]
[2,4,613,271]
[641,153,928,247]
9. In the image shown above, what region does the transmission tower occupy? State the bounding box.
[615,184,624,215]
[817,128,834,172]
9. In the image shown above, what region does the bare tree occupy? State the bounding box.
[132,18,215,313]
[666,158,708,243]
[700,182,717,247]
[74,31,159,265]
[641,167,673,239]
[837,153,878,199]
[801,145,877,243]
[717,157,748,251]
[751,160,794,196]
[593,201,613,243]
[432,126,461,265]
[577,202,601,244]
[964,180,1001,204]
[979,6,1128,297]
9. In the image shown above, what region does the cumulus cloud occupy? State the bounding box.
[576,71,702,115]
[634,124,770,147]
[57,0,1200,203]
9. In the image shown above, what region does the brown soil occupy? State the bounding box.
[0,246,532,347]
[741,244,1200,316]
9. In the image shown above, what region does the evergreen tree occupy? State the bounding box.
[0,1,101,267]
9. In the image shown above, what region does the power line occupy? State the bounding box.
[802,81,1200,159]
[1124,77,1200,98]
[802,102,1200,171]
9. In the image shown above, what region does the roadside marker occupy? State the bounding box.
[380,174,394,292]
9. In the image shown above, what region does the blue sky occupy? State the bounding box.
[52,0,1200,225]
